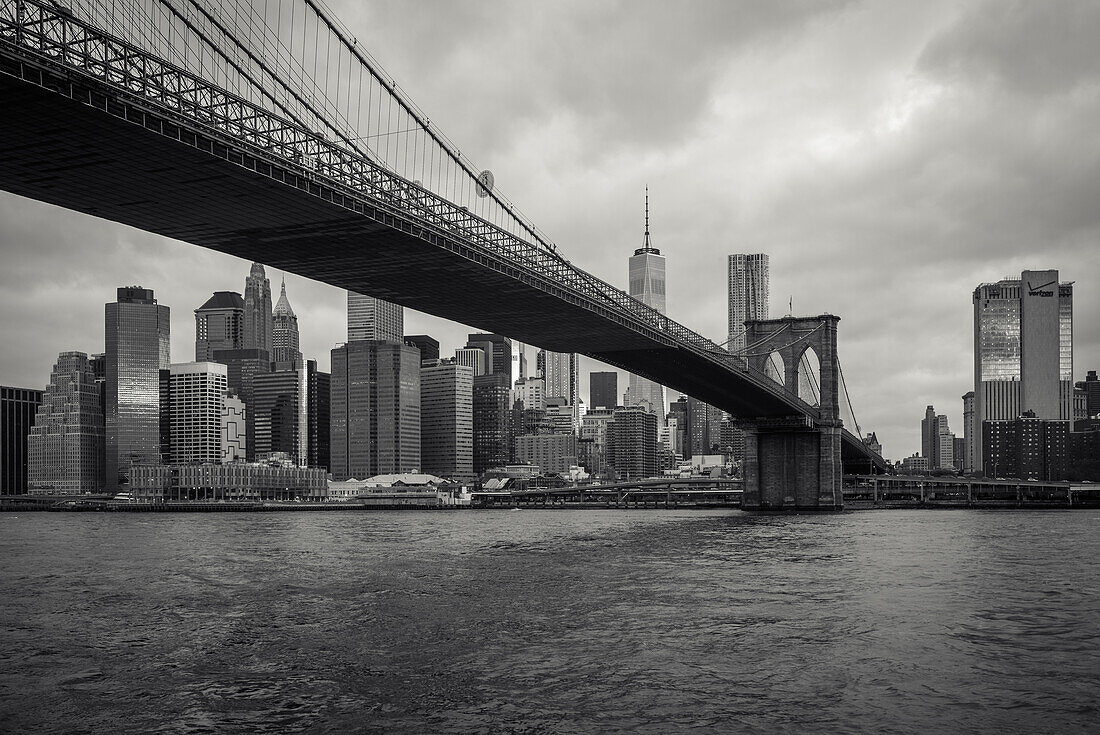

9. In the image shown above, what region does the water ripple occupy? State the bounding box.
[1,510,1097,733]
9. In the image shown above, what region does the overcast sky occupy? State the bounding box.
[2,0,1099,460]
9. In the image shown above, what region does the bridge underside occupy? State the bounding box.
[0,76,782,411]
[0,66,885,471]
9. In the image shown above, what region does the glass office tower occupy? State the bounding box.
[626,191,667,419]
[105,286,170,491]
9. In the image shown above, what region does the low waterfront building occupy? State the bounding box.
[128,460,327,501]
[328,473,468,505]
[899,454,930,475]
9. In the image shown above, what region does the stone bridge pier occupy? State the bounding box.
[738,315,843,511]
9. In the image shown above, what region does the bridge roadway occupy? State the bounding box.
[0,2,883,469]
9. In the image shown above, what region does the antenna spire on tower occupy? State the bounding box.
[642,185,654,251]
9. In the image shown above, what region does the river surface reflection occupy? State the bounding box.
[1,509,1097,734]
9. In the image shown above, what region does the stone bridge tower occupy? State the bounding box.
[739,315,843,510]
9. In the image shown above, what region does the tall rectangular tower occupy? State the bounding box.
[330,340,421,480]
[1,385,42,493]
[727,254,769,354]
[348,291,404,343]
[421,361,474,481]
[167,362,227,465]
[542,350,579,431]
[973,271,1073,474]
[1020,269,1064,419]
[105,286,170,491]
[472,372,512,475]
[627,192,667,418]
[590,372,618,410]
[243,263,273,354]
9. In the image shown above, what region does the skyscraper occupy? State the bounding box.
[166,362,227,465]
[542,349,579,432]
[403,335,440,364]
[627,191,666,418]
[727,254,770,354]
[973,271,1073,474]
[607,405,658,480]
[590,372,618,410]
[466,334,513,380]
[271,279,301,370]
[348,291,403,343]
[1,385,42,493]
[306,360,330,471]
[920,405,954,471]
[962,391,975,473]
[105,286,170,491]
[27,352,104,494]
[330,340,421,479]
[194,291,244,361]
[243,262,273,354]
[1084,370,1100,417]
[455,347,487,377]
[211,347,271,460]
[253,368,308,465]
[687,396,722,457]
[421,360,474,481]
[472,372,512,475]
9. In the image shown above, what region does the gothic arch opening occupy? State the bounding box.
[764,350,785,387]
[797,346,821,407]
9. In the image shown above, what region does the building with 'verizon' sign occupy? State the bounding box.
[972,270,1073,477]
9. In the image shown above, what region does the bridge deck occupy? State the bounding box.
[0,13,885,468]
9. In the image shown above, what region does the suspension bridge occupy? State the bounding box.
[0,0,886,509]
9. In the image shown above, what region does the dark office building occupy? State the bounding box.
[194,291,244,361]
[1,386,43,493]
[466,333,513,380]
[331,340,421,480]
[1082,370,1100,418]
[1069,420,1100,480]
[253,369,307,465]
[404,335,440,364]
[473,372,512,476]
[590,371,618,410]
[687,396,722,457]
[158,369,171,463]
[212,347,271,460]
[606,406,658,481]
[307,360,330,471]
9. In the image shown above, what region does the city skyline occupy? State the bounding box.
[3,1,1100,460]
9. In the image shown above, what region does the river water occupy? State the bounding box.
[1,509,1097,734]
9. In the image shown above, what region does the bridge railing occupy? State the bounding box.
[0,0,811,413]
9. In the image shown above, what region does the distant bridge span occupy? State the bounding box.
[0,1,886,490]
